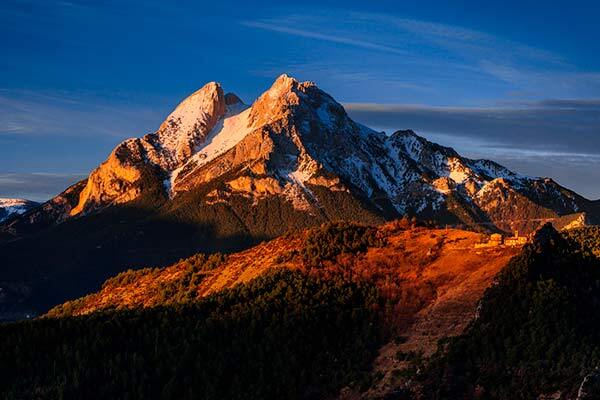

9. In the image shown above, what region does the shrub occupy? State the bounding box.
[302,222,385,264]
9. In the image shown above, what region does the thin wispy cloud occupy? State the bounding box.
[537,99,600,109]
[478,61,600,96]
[373,14,566,66]
[345,100,600,152]
[242,21,407,55]
[0,89,163,138]
[243,10,600,102]
[0,172,86,201]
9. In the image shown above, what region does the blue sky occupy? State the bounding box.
[1,0,599,200]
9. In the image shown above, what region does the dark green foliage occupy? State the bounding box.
[154,253,227,304]
[0,270,383,400]
[564,226,600,258]
[302,222,385,264]
[104,267,160,288]
[179,252,226,272]
[423,226,600,399]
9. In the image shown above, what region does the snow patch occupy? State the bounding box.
[168,104,252,194]
[283,169,314,211]
[195,105,252,165]
[469,159,529,184]
[157,83,222,157]
[316,103,335,129]
[448,170,469,184]
[288,168,312,191]
[398,134,423,162]
[446,159,470,184]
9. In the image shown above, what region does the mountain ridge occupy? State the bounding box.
[0,74,597,319]
[5,74,596,237]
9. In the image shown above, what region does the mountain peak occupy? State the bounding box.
[265,74,298,98]
[155,81,227,165]
[272,73,298,86]
[263,74,319,100]
[391,129,418,138]
[167,81,224,117]
[159,81,225,136]
[244,74,340,132]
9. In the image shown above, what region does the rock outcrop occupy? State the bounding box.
[70,82,230,215]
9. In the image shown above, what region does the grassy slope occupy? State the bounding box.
[49,223,519,327]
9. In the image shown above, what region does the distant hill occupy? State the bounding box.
[0,198,38,223]
[47,221,520,319]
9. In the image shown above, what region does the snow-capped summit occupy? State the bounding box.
[155,81,227,168]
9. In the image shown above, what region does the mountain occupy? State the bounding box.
[0,74,597,319]
[4,74,597,236]
[0,198,38,223]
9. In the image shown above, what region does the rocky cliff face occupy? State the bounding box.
[69,82,230,216]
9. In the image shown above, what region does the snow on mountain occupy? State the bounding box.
[168,101,252,194]
[0,198,38,222]
[155,82,227,168]
[199,102,252,166]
